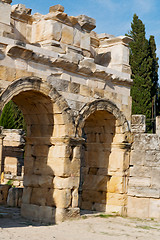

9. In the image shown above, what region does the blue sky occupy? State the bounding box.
[12,0,160,73]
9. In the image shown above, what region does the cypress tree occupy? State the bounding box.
[0,100,26,130]
[127,14,153,121]
[149,35,159,115]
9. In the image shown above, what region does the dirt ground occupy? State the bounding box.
[0,206,160,240]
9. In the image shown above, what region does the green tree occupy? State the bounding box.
[149,35,159,115]
[127,14,153,121]
[0,100,26,130]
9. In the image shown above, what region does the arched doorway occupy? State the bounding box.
[0,77,76,224]
[76,99,130,215]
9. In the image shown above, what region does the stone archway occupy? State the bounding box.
[76,99,130,215]
[0,76,78,224]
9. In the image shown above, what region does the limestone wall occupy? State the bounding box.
[127,115,160,219]
[0,1,132,123]
[1,129,24,186]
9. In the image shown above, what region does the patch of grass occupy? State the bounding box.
[81,215,88,219]
[95,213,119,218]
[136,225,157,230]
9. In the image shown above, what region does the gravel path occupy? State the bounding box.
[0,206,160,240]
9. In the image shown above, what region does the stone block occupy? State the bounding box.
[48,157,71,177]
[81,32,90,51]
[151,167,160,188]
[24,175,53,188]
[128,177,151,188]
[128,186,159,198]
[70,158,80,177]
[55,207,80,223]
[77,15,96,32]
[107,176,124,193]
[53,124,66,137]
[93,203,106,211]
[34,20,62,42]
[156,116,160,136]
[73,28,81,47]
[81,201,92,210]
[54,113,64,125]
[72,188,78,208]
[108,150,124,173]
[82,190,106,204]
[7,187,23,207]
[53,176,79,189]
[22,187,32,204]
[0,184,10,204]
[80,85,92,97]
[24,157,34,175]
[0,1,11,25]
[149,199,160,219]
[107,193,126,206]
[53,188,71,208]
[127,196,149,218]
[21,203,56,224]
[68,82,80,94]
[131,115,146,133]
[130,150,145,166]
[129,165,151,178]
[30,187,48,206]
[82,175,108,192]
[48,145,70,159]
[49,5,64,13]
[61,25,74,45]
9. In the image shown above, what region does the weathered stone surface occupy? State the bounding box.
[0,184,10,204]
[21,203,56,224]
[0,1,11,25]
[49,5,64,13]
[11,4,32,20]
[131,115,146,133]
[55,207,80,223]
[61,25,74,45]
[53,189,71,208]
[7,187,23,207]
[77,15,96,31]
[127,196,149,218]
[2,0,12,4]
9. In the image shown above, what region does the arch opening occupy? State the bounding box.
[78,102,130,214]
[79,110,116,211]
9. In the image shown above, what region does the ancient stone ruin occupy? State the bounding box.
[0,0,159,223]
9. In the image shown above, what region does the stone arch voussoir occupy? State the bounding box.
[76,99,130,136]
[0,76,74,129]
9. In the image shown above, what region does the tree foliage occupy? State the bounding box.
[127,14,158,121]
[0,100,26,130]
[149,35,159,115]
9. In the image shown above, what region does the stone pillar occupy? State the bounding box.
[107,142,131,216]
[21,136,84,224]
[156,116,160,136]
[51,137,84,223]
